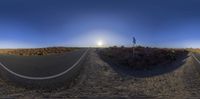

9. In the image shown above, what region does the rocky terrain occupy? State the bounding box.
[0,47,78,56]
[99,47,188,70]
[0,49,200,98]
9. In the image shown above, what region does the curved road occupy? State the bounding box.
[0,49,88,87]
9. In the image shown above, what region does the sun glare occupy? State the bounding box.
[97,40,103,47]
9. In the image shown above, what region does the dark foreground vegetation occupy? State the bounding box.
[99,46,188,70]
[0,47,79,56]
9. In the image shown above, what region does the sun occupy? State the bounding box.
[97,40,103,47]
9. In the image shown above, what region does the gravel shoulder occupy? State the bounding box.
[0,49,200,98]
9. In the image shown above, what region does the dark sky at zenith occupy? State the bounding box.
[0,0,200,48]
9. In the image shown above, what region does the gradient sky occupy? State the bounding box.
[0,0,200,48]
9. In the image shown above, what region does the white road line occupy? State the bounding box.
[0,49,89,80]
[191,53,200,64]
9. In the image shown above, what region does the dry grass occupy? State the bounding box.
[99,46,188,70]
[0,47,78,56]
[187,48,200,53]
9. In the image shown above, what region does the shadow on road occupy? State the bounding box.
[98,50,189,78]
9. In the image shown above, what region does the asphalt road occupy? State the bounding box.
[192,52,200,64]
[0,49,88,79]
[194,53,200,60]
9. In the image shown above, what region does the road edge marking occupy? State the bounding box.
[0,49,89,80]
[191,53,200,64]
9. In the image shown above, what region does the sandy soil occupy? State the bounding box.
[0,49,200,98]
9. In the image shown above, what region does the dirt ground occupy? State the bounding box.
[0,47,76,56]
[0,49,200,98]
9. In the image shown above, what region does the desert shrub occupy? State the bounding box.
[0,47,77,56]
[99,46,188,70]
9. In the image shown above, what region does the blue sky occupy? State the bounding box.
[0,0,200,48]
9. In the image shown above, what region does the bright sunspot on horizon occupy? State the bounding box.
[97,40,103,47]
[0,1,200,48]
